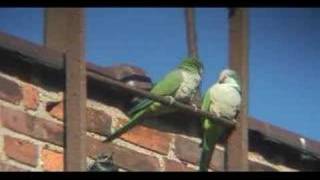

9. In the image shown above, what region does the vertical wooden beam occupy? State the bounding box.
[44,8,87,171]
[44,8,85,57]
[64,53,87,171]
[184,8,198,58]
[184,8,202,106]
[226,8,249,171]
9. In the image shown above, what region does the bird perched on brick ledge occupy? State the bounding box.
[199,69,242,171]
[103,56,203,142]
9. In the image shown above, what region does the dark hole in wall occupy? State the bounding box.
[249,131,320,171]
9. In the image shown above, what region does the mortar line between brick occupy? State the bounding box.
[248,152,297,171]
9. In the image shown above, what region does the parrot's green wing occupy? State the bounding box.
[127,99,153,116]
[199,87,225,171]
[199,90,212,146]
[201,90,212,112]
[128,70,183,116]
[150,70,183,96]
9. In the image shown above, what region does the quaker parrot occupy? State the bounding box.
[199,69,242,171]
[104,57,204,142]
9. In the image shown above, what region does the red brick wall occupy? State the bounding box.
[0,70,293,172]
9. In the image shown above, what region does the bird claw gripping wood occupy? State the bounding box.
[191,103,199,112]
[164,96,176,106]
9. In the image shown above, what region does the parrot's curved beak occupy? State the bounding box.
[219,75,227,84]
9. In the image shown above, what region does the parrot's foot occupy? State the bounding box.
[191,103,199,112]
[231,119,238,124]
[164,96,176,105]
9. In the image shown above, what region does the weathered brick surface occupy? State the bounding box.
[249,160,278,171]
[116,118,171,155]
[0,161,28,171]
[163,159,194,171]
[4,136,38,167]
[87,137,161,171]
[22,84,39,110]
[46,102,112,135]
[47,101,63,120]
[41,148,63,171]
[87,108,112,135]
[0,76,22,104]
[174,136,224,171]
[1,106,64,146]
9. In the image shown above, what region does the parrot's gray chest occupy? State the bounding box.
[209,84,241,119]
[175,70,201,101]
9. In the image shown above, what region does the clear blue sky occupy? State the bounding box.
[0,8,319,140]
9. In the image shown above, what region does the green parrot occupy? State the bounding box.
[199,69,242,172]
[104,57,204,142]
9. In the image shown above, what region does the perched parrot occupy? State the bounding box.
[199,69,242,172]
[104,57,204,142]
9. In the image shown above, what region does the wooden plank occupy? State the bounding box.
[64,53,87,171]
[184,8,202,106]
[44,8,85,57]
[44,8,87,171]
[226,8,249,171]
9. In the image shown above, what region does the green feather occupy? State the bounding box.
[104,68,183,142]
[128,99,153,116]
[150,70,182,96]
[104,56,203,143]
[199,89,226,171]
[199,122,224,171]
[104,108,148,142]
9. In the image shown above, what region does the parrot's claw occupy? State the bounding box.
[191,103,199,112]
[165,96,176,105]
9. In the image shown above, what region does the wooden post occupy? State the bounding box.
[184,8,198,58]
[44,8,87,171]
[226,8,249,171]
[184,8,202,106]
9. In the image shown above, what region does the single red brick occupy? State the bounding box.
[46,102,112,135]
[1,106,64,146]
[0,76,22,104]
[174,136,225,171]
[164,159,194,172]
[87,136,161,171]
[4,136,38,167]
[47,101,63,121]
[22,84,39,110]
[115,118,171,155]
[87,108,112,135]
[41,148,63,171]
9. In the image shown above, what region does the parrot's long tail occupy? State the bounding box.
[103,109,147,143]
[199,137,216,171]
[199,124,224,172]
